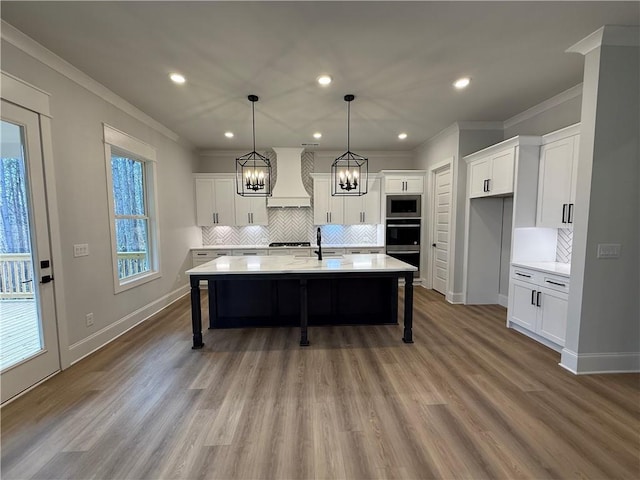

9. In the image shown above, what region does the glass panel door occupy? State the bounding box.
[0,100,59,404]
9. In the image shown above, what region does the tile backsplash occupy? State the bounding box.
[201,150,381,246]
[556,228,573,263]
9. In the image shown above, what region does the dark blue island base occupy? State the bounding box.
[189,271,413,348]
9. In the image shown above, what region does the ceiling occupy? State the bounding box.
[2,1,638,151]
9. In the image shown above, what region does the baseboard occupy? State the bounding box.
[446,291,464,304]
[560,348,640,374]
[497,294,508,308]
[67,285,189,366]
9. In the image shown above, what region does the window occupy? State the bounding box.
[104,125,160,293]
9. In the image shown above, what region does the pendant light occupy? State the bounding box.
[331,94,368,196]
[236,95,272,196]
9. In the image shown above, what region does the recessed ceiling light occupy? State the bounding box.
[169,73,186,84]
[453,77,471,89]
[224,132,234,138]
[398,133,408,140]
[317,74,332,86]
[313,132,322,139]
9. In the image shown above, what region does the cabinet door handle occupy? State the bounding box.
[516,272,531,278]
[531,290,536,305]
[568,203,574,224]
[545,280,566,287]
[486,178,490,192]
[326,212,329,223]
[562,204,567,223]
[251,213,254,223]
[362,212,365,223]
[536,291,542,307]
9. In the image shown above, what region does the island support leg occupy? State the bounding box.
[191,276,204,349]
[299,279,310,346]
[402,272,414,343]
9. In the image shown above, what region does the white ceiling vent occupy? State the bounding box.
[267,147,311,208]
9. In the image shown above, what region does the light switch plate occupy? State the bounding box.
[74,243,89,257]
[597,243,621,259]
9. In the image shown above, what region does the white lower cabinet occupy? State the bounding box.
[345,247,385,254]
[268,248,311,257]
[507,265,569,350]
[191,249,232,267]
[321,248,345,258]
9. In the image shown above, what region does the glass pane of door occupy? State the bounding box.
[0,120,42,370]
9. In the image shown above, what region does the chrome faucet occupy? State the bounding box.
[314,227,322,260]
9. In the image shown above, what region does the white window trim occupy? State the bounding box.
[103,124,161,294]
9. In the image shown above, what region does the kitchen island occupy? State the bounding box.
[186,254,417,348]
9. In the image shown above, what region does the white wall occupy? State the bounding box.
[1,40,200,366]
[415,124,503,302]
[562,32,640,373]
[198,149,415,174]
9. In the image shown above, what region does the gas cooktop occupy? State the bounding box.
[268,242,311,247]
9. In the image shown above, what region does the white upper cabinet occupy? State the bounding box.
[467,148,515,198]
[234,195,268,226]
[343,178,381,225]
[195,176,235,226]
[312,176,344,225]
[536,127,580,229]
[384,174,424,194]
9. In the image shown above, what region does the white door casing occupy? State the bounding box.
[428,161,452,295]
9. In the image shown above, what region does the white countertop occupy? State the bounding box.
[192,244,384,250]
[186,254,416,275]
[512,261,571,277]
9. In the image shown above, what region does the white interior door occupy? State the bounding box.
[1,100,60,404]
[431,165,451,295]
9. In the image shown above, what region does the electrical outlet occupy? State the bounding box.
[597,243,621,259]
[86,312,94,327]
[74,243,89,257]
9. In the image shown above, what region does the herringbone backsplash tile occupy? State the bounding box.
[556,228,573,263]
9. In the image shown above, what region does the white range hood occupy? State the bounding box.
[267,147,311,208]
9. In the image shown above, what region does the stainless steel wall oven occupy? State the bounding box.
[385,218,421,275]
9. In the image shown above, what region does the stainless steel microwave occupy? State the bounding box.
[386,195,421,218]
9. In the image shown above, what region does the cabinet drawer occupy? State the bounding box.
[541,274,570,294]
[232,249,269,256]
[346,247,385,254]
[511,267,539,285]
[268,248,310,257]
[322,248,345,257]
[192,250,232,260]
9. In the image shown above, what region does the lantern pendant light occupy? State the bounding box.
[236,95,272,196]
[331,94,368,196]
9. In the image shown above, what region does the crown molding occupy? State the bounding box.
[567,26,640,56]
[456,121,503,131]
[503,83,583,130]
[313,150,414,161]
[1,20,182,143]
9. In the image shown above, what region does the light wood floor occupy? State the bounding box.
[1,288,639,479]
